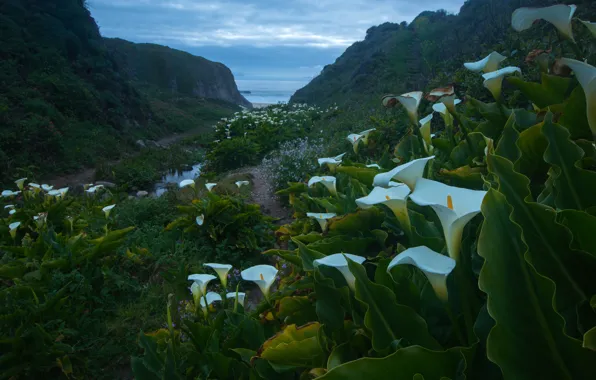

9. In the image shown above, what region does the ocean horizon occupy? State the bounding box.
[236,79,310,104]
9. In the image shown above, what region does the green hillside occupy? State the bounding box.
[0,0,240,181]
[291,0,596,106]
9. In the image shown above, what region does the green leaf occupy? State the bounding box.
[478,189,596,379]
[542,116,596,210]
[131,357,161,380]
[439,165,484,189]
[314,271,347,333]
[558,210,596,255]
[394,134,422,162]
[276,182,309,196]
[515,122,548,179]
[467,97,510,128]
[327,343,357,370]
[292,237,325,271]
[278,296,318,325]
[558,86,592,140]
[259,323,326,368]
[319,346,465,380]
[507,73,572,108]
[347,259,441,351]
[328,208,384,236]
[488,154,596,311]
[584,327,596,351]
[308,235,377,256]
[495,113,520,163]
[336,166,377,187]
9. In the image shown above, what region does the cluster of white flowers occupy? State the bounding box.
[211,103,337,143]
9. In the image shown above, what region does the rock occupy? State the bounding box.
[136,190,149,198]
[95,181,117,189]
[128,195,135,200]
[136,139,146,149]
[146,140,164,149]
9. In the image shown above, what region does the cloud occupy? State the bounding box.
[89,0,465,49]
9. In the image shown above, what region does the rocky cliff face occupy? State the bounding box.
[104,38,252,108]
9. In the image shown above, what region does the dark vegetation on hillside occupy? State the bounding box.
[0,0,242,182]
[291,0,596,106]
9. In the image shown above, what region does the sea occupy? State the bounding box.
[235,79,309,105]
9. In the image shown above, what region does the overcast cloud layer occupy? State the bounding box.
[88,0,464,91]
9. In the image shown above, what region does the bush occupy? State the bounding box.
[205,137,260,172]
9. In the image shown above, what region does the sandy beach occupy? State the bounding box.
[251,102,274,108]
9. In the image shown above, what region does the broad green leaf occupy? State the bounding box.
[327,342,357,370]
[439,165,484,189]
[558,210,596,255]
[584,327,596,351]
[394,134,422,162]
[542,117,596,210]
[488,154,596,310]
[347,259,441,351]
[467,97,510,128]
[478,189,596,378]
[328,208,384,236]
[131,357,161,380]
[314,271,346,333]
[319,345,465,380]
[336,166,376,187]
[308,235,377,256]
[507,73,572,108]
[515,122,548,180]
[495,113,520,163]
[259,323,326,368]
[292,238,325,271]
[276,182,309,196]
[409,209,444,253]
[263,249,303,267]
[559,86,592,139]
[278,296,318,325]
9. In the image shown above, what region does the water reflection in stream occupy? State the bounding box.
[153,163,201,196]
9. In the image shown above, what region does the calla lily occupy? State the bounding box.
[366,164,381,169]
[426,86,458,114]
[409,178,487,260]
[313,253,366,291]
[580,20,596,37]
[196,214,205,226]
[59,187,69,197]
[306,212,336,232]
[41,184,53,192]
[382,91,423,125]
[9,221,20,238]
[356,185,411,235]
[432,99,462,127]
[307,176,337,195]
[373,156,434,190]
[47,190,61,197]
[14,178,27,190]
[204,263,232,288]
[317,154,345,172]
[226,292,246,306]
[464,52,507,73]
[235,180,250,188]
[512,4,577,41]
[188,274,217,299]
[179,179,195,189]
[199,292,222,315]
[387,246,456,302]
[8,209,16,215]
[359,128,376,145]
[347,133,364,153]
[559,58,596,138]
[418,114,433,146]
[205,183,217,192]
[2,190,21,197]
[29,183,41,191]
[482,66,521,100]
[102,204,116,218]
[34,212,48,228]
[4,205,15,209]
[241,264,278,300]
[85,185,104,194]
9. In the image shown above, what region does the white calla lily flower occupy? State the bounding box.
[482,66,521,100]
[409,178,487,261]
[58,187,69,197]
[464,52,507,73]
[29,183,41,191]
[307,176,337,195]
[2,190,21,197]
[41,184,53,192]
[204,263,233,288]
[198,292,222,315]
[347,133,364,153]
[85,185,104,194]
[47,190,61,197]
[359,128,376,145]
[102,204,116,218]
[235,180,250,188]
[205,183,217,192]
[427,86,458,114]
[241,265,278,300]
[432,99,462,127]
[317,154,345,172]
[313,253,366,291]
[373,156,434,190]
[179,179,195,189]
[306,212,336,232]
[419,114,433,146]
[226,292,246,306]
[9,209,16,215]
[34,212,48,228]
[382,91,423,124]
[387,246,456,302]
[366,164,381,169]
[9,221,20,238]
[512,4,577,41]
[559,58,596,138]
[196,215,205,226]
[14,178,27,190]
[188,274,217,300]
[580,20,596,37]
[4,205,15,209]
[356,185,411,235]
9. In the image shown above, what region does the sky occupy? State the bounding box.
[88,0,465,96]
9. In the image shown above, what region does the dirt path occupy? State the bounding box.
[45,127,209,188]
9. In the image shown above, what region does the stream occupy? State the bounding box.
[153,163,202,196]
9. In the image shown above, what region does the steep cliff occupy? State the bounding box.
[290,0,596,106]
[104,39,252,108]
